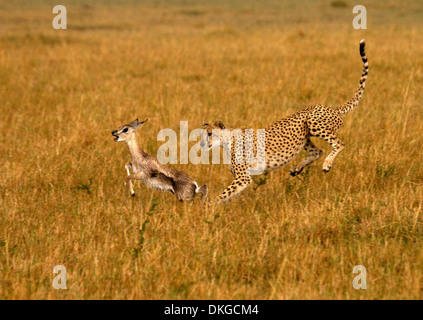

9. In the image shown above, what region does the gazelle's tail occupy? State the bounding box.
[336,39,369,115]
[195,182,208,201]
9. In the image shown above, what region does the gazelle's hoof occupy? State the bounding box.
[131,192,136,197]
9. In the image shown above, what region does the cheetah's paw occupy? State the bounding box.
[289,167,304,177]
[322,162,332,173]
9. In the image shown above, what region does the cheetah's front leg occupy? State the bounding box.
[215,173,252,205]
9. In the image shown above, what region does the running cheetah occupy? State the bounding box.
[201,39,368,204]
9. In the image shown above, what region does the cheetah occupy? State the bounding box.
[201,39,368,204]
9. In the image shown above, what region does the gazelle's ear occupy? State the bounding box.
[135,119,148,129]
[214,120,225,129]
[202,121,208,127]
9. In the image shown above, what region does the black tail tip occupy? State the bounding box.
[359,39,365,55]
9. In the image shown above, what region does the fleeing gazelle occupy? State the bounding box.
[112,119,207,201]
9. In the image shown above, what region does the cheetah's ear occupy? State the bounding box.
[202,121,209,127]
[214,120,225,129]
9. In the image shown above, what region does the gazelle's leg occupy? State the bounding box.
[124,162,134,195]
[289,139,323,176]
[125,172,146,197]
[125,162,132,176]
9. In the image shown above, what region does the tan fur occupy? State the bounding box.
[112,119,207,201]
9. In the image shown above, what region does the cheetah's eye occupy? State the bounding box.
[122,128,128,133]
[207,132,212,137]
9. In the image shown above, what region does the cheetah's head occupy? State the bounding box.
[200,120,230,150]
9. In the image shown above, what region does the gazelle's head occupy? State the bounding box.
[200,120,230,150]
[111,118,147,143]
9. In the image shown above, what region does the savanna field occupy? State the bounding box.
[0,0,422,299]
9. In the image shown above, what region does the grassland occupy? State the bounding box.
[0,0,422,299]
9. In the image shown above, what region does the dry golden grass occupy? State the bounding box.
[0,0,422,299]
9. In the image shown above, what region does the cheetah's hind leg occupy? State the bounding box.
[289,139,323,176]
[317,134,345,173]
[252,171,269,190]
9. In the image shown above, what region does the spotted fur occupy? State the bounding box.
[201,40,368,204]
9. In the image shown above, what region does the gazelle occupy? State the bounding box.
[112,119,207,201]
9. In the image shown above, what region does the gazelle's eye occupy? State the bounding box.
[207,132,212,137]
[122,128,128,133]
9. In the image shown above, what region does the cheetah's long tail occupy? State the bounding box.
[336,39,368,115]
